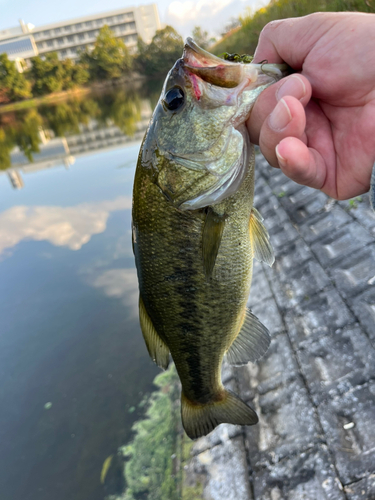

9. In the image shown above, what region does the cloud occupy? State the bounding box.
[165,0,266,38]
[0,196,132,256]
[90,268,139,316]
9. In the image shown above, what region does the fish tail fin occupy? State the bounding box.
[181,389,258,440]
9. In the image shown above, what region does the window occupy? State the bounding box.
[67,35,74,42]
[78,33,85,40]
[116,14,124,21]
[34,33,40,39]
[119,24,126,32]
[60,49,67,57]
[57,37,64,45]
[86,21,93,27]
[70,47,76,55]
[88,30,95,38]
[64,25,71,32]
[54,28,61,34]
[75,23,82,30]
[37,42,44,49]
[47,40,54,47]
[43,30,50,36]
[105,17,114,23]
[95,19,102,26]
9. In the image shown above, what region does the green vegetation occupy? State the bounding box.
[213,0,375,56]
[135,26,183,78]
[80,26,132,80]
[0,54,32,104]
[348,196,363,209]
[191,26,216,50]
[120,366,181,500]
[30,52,90,95]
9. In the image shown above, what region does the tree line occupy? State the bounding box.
[0,25,184,105]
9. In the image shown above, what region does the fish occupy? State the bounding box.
[132,38,287,440]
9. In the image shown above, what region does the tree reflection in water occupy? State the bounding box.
[0,83,163,171]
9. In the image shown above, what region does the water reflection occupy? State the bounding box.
[0,83,162,189]
[0,197,132,256]
[0,125,160,499]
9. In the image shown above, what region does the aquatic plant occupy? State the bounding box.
[120,366,181,500]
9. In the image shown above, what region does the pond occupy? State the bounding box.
[0,84,175,500]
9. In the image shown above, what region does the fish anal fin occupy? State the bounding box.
[225,308,270,366]
[249,207,274,267]
[139,297,170,370]
[202,208,226,278]
[181,389,258,440]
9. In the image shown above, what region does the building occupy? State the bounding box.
[0,21,37,71]
[0,4,160,68]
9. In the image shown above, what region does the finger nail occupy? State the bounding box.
[269,99,292,130]
[276,144,287,167]
[276,74,306,101]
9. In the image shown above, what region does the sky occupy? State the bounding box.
[0,0,267,38]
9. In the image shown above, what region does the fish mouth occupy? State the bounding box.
[183,37,288,89]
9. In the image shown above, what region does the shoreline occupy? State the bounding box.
[0,74,145,114]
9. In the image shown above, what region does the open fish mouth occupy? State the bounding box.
[183,37,288,89]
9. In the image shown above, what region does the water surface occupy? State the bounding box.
[0,114,161,499]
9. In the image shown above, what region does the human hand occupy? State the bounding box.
[247,12,375,200]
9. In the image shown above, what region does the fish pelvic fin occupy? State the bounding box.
[249,207,274,267]
[139,297,170,370]
[181,389,258,440]
[225,307,270,366]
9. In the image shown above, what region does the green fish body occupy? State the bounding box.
[132,39,287,439]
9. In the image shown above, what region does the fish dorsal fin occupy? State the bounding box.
[139,297,170,370]
[225,308,270,366]
[202,208,226,278]
[249,207,274,267]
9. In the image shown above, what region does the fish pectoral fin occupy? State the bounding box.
[249,207,274,267]
[225,308,270,366]
[181,389,258,440]
[202,208,226,278]
[139,297,170,370]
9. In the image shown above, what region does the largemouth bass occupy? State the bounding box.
[132,39,287,439]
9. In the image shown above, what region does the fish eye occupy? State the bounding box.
[163,87,185,111]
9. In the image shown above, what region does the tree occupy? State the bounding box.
[191,26,216,50]
[30,52,89,95]
[0,128,14,170]
[61,58,90,88]
[30,52,66,95]
[13,109,43,161]
[80,25,132,80]
[0,54,32,103]
[135,26,183,78]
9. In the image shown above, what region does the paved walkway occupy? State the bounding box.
[183,154,375,500]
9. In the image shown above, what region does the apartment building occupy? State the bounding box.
[0,4,160,68]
